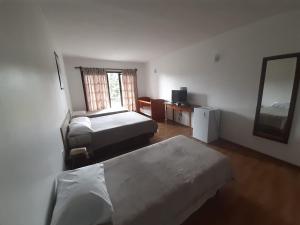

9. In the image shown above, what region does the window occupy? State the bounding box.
[80,67,137,112]
[107,72,123,108]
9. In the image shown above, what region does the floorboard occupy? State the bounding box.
[152,121,300,225]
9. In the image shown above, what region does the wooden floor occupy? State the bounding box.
[151,121,300,225]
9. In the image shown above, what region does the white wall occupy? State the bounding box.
[0,4,70,225]
[145,11,300,166]
[63,55,147,111]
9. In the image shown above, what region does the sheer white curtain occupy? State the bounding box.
[81,67,110,112]
[121,69,138,111]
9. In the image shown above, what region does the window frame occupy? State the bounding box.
[106,71,123,108]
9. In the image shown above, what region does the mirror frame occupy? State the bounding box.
[253,52,300,143]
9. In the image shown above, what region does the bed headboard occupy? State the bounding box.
[60,110,71,152]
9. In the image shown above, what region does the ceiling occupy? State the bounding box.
[41,0,300,62]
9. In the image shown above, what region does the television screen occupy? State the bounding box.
[172,90,180,103]
[172,90,187,104]
[179,89,187,102]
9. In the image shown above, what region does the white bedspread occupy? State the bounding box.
[90,111,153,131]
[104,135,233,225]
[68,112,158,151]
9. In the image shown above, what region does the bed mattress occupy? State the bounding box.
[86,112,157,151]
[260,106,288,130]
[104,135,233,225]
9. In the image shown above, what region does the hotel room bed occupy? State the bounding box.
[259,104,289,130]
[67,111,158,153]
[104,135,233,225]
[51,135,233,225]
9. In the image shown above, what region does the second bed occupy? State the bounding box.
[68,111,158,153]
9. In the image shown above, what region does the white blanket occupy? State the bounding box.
[68,112,157,151]
[104,135,233,225]
[90,111,153,131]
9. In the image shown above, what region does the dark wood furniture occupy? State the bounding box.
[69,147,89,169]
[165,102,198,127]
[137,97,165,122]
[92,133,153,162]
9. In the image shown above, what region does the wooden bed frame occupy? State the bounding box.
[60,110,72,166]
[60,110,71,153]
[91,132,154,163]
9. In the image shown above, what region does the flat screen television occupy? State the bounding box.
[172,90,187,104]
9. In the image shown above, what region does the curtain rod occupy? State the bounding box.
[74,66,137,72]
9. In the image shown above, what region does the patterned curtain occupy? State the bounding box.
[121,69,138,111]
[81,67,110,112]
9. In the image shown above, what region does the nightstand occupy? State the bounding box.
[69,147,89,169]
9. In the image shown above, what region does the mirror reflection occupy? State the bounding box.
[259,57,297,131]
[254,53,300,143]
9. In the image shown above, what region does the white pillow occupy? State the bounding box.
[68,117,93,137]
[71,116,91,126]
[68,123,93,137]
[271,102,290,110]
[50,163,113,225]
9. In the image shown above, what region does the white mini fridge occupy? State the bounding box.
[193,107,221,143]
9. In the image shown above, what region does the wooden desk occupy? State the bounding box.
[164,103,197,127]
[137,97,165,122]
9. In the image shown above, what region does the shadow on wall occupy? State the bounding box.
[220,108,300,166]
[220,110,255,142]
[46,181,57,225]
[188,92,208,106]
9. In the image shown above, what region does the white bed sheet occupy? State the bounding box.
[68,112,158,151]
[90,111,152,131]
[104,135,233,225]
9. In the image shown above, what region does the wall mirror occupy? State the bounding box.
[253,53,300,143]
